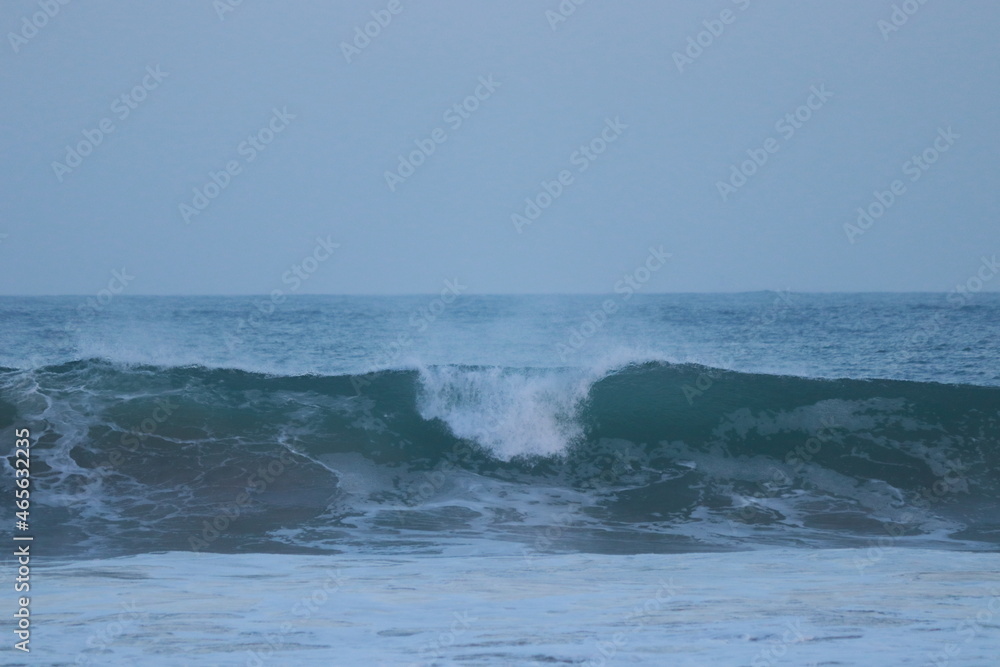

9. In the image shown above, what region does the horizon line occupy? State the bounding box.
[0,291,994,298]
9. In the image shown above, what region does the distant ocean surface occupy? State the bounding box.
[3,294,999,665]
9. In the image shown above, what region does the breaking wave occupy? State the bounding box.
[2,359,998,556]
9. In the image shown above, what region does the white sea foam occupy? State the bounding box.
[413,348,672,460]
[415,365,590,459]
[33,548,1000,666]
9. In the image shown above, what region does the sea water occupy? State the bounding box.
[1,294,998,665]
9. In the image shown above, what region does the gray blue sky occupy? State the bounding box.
[1,0,997,294]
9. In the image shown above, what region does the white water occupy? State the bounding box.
[30,548,1000,666]
[414,350,662,459]
[415,365,592,459]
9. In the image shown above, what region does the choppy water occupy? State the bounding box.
[2,294,998,558]
[2,294,998,665]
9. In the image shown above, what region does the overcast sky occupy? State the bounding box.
[1,0,997,294]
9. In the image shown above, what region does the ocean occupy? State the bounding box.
[2,293,999,665]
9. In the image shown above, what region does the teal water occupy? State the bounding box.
[2,294,997,558]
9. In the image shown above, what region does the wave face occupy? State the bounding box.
[2,359,998,557]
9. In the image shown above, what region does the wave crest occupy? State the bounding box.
[3,358,999,555]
